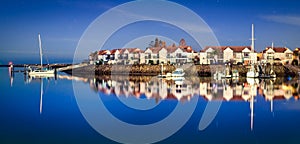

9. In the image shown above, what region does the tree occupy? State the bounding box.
[292,59,298,66]
[154,38,159,47]
[159,40,162,47]
[179,38,186,47]
[161,41,166,47]
[172,43,176,47]
[148,41,154,47]
[193,56,200,65]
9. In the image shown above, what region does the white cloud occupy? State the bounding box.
[261,15,300,26]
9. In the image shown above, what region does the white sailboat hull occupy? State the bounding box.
[29,70,55,78]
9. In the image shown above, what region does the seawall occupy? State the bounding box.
[65,64,296,77]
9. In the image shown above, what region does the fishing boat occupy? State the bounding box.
[29,34,55,78]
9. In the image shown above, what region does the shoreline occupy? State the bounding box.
[64,64,297,77]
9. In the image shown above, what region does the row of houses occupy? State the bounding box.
[89,38,297,65]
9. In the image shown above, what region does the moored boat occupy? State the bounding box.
[28,34,54,78]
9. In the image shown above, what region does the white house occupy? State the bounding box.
[97,48,143,65]
[143,45,195,65]
[97,50,111,63]
[262,47,293,64]
[200,46,257,65]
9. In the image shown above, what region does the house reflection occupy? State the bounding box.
[89,76,300,102]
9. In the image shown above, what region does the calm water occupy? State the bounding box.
[1,67,300,144]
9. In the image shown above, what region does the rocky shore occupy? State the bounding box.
[66,64,296,77]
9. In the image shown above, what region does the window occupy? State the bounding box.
[286,53,292,59]
[207,52,214,59]
[244,52,250,58]
[267,56,273,60]
[110,55,115,60]
[167,54,170,58]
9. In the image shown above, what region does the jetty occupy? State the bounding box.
[2,63,72,74]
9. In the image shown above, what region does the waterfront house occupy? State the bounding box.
[143,47,162,64]
[118,48,143,65]
[97,50,111,63]
[108,49,121,64]
[262,47,293,64]
[97,48,143,65]
[200,46,257,65]
[143,45,195,65]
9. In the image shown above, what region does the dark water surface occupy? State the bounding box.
[1,67,300,144]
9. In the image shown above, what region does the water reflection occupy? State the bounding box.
[17,71,300,132]
[87,76,299,103]
[86,76,299,131]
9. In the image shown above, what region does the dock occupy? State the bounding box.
[0,63,72,68]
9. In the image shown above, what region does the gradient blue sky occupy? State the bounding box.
[1,0,300,64]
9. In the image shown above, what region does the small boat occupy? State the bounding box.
[29,34,55,78]
[171,68,185,77]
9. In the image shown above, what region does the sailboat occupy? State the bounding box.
[28,34,55,77]
[246,24,259,78]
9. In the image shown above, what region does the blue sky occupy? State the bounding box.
[0,0,300,64]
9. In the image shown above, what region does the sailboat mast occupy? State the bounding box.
[38,33,43,68]
[251,24,255,61]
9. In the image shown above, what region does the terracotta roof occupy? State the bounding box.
[165,46,179,53]
[201,46,252,52]
[146,47,163,54]
[265,47,289,53]
[230,46,252,52]
[98,50,110,55]
[118,48,143,54]
[146,46,194,54]
[110,49,121,54]
[127,48,143,53]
